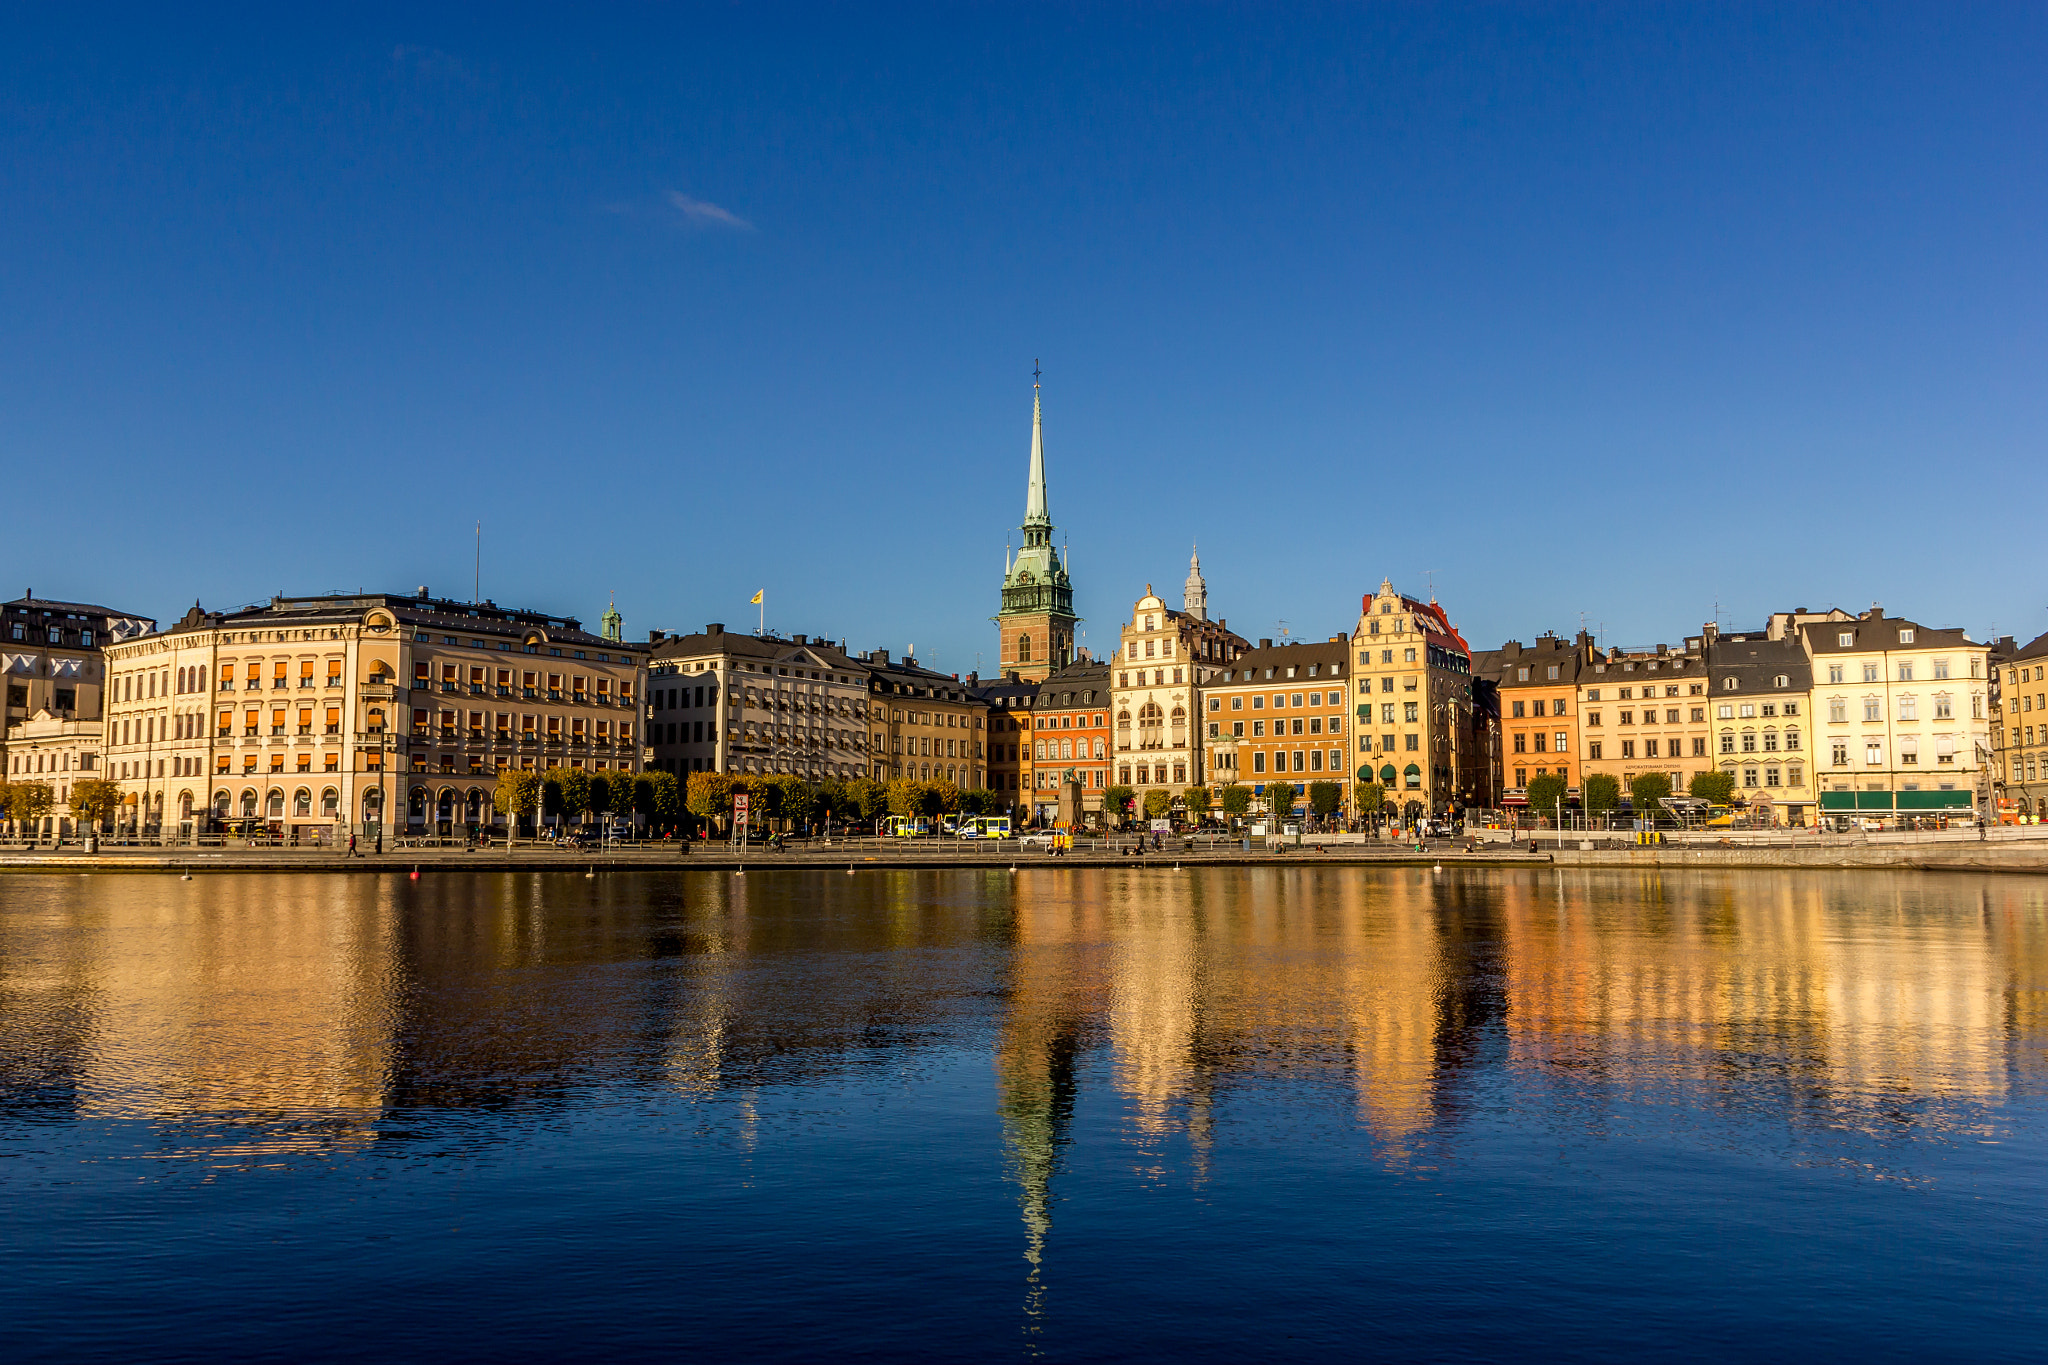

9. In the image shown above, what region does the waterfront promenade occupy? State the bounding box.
[5,826,2047,875]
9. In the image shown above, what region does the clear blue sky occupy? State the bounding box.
[5,4,2043,669]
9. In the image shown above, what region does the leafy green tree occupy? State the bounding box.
[916,782,946,820]
[67,777,123,830]
[1582,772,1621,821]
[643,771,682,829]
[1689,769,1735,805]
[494,771,541,826]
[814,777,847,823]
[930,779,962,816]
[1630,771,1672,817]
[845,778,889,824]
[1143,788,1174,820]
[1308,781,1343,816]
[1266,780,1297,819]
[1526,772,1568,823]
[1182,786,1213,820]
[1354,781,1385,820]
[1102,785,1135,826]
[957,787,991,817]
[5,779,54,830]
[686,771,735,821]
[885,779,926,818]
[547,766,592,821]
[1218,782,1252,817]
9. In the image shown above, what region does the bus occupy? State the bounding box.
[955,815,1012,839]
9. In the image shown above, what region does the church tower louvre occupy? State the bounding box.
[991,366,1080,682]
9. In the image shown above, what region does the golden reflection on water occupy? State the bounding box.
[3,869,2046,1194]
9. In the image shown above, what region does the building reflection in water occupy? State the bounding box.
[1,868,2044,1211]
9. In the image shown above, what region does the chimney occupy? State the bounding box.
[1007,670,1019,683]
[416,586,430,599]
[1656,643,1669,656]
[1259,638,1272,649]
[706,623,724,636]
[874,649,890,663]
[648,629,667,645]
[792,634,807,645]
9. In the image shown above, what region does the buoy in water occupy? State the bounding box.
[180,871,192,881]
[409,867,419,880]
[585,866,595,879]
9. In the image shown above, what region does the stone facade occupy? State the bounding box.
[646,626,870,781]
[1111,585,1248,800]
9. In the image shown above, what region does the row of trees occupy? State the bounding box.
[1098,780,1364,825]
[1530,768,1739,823]
[0,777,124,832]
[682,772,1012,830]
[493,767,684,830]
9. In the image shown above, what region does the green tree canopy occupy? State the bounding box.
[4,780,54,826]
[1526,772,1568,820]
[1143,789,1174,819]
[1308,781,1343,816]
[643,771,682,827]
[930,779,962,816]
[1182,786,1213,818]
[1218,783,1251,816]
[885,779,926,818]
[1266,780,1297,818]
[1582,772,1621,819]
[1354,781,1386,817]
[494,770,541,820]
[1630,771,1673,815]
[1689,769,1736,805]
[686,771,735,819]
[67,777,123,828]
[1102,785,1135,824]
[845,778,889,821]
[547,766,592,819]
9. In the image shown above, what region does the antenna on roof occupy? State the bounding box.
[1276,619,1291,642]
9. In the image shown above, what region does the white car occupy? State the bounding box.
[1017,832,1057,850]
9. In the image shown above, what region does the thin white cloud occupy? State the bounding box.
[668,191,754,232]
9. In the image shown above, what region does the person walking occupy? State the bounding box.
[347,832,358,858]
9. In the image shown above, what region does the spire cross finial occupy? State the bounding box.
[1033,358,1041,387]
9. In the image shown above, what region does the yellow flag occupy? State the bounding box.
[750,590,764,604]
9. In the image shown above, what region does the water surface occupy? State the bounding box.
[3,867,2045,1360]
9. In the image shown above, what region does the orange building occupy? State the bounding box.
[1024,658,1112,822]
[1490,632,1590,812]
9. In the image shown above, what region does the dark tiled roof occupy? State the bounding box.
[1206,637,1349,684]
[1800,614,1976,654]
[4,595,153,623]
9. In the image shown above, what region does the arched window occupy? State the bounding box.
[321,788,339,817]
[1379,764,1397,786]
[241,789,258,818]
[214,790,231,818]
[293,788,311,816]
[1403,764,1422,788]
[267,789,285,818]
[1018,634,1032,663]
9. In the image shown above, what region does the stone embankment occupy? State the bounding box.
[3,833,2046,875]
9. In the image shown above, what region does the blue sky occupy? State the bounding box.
[5,4,2043,669]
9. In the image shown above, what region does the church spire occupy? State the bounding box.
[1023,359,1050,533]
[1183,542,1208,621]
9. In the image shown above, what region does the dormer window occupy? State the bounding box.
[1774,675,1789,688]
[1899,629,1915,645]
[1724,678,1739,690]
[1838,632,1854,647]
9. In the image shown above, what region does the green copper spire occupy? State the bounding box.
[601,594,622,642]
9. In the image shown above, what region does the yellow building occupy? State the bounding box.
[1350,580,1477,821]
[1577,638,1710,809]
[1111,571,1247,798]
[1995,631,2048,820]
[860,649,989,789]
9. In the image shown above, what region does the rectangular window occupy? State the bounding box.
[1621,740,1635,759]
[1554,731,1568,753]
[1253,752,1265,773]
[1405,734,1419,752]
[1588,741,1603,760]
[1533,732,1547,753]
[1645,739,1659,758]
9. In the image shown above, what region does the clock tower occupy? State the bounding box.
[992,369,1079,682]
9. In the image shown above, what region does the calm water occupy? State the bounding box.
[2,867,2046,1361]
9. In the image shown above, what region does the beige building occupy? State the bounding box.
[1804,607,1991,823]
[1578,638,1711,808]
[2,711,103,837]
[100,590,646,841]
[1703,627,1816,825]
[862,650,989,788]
[1351,580,1477,821]
[1112,565,1248,799]
[646,625,871,781]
